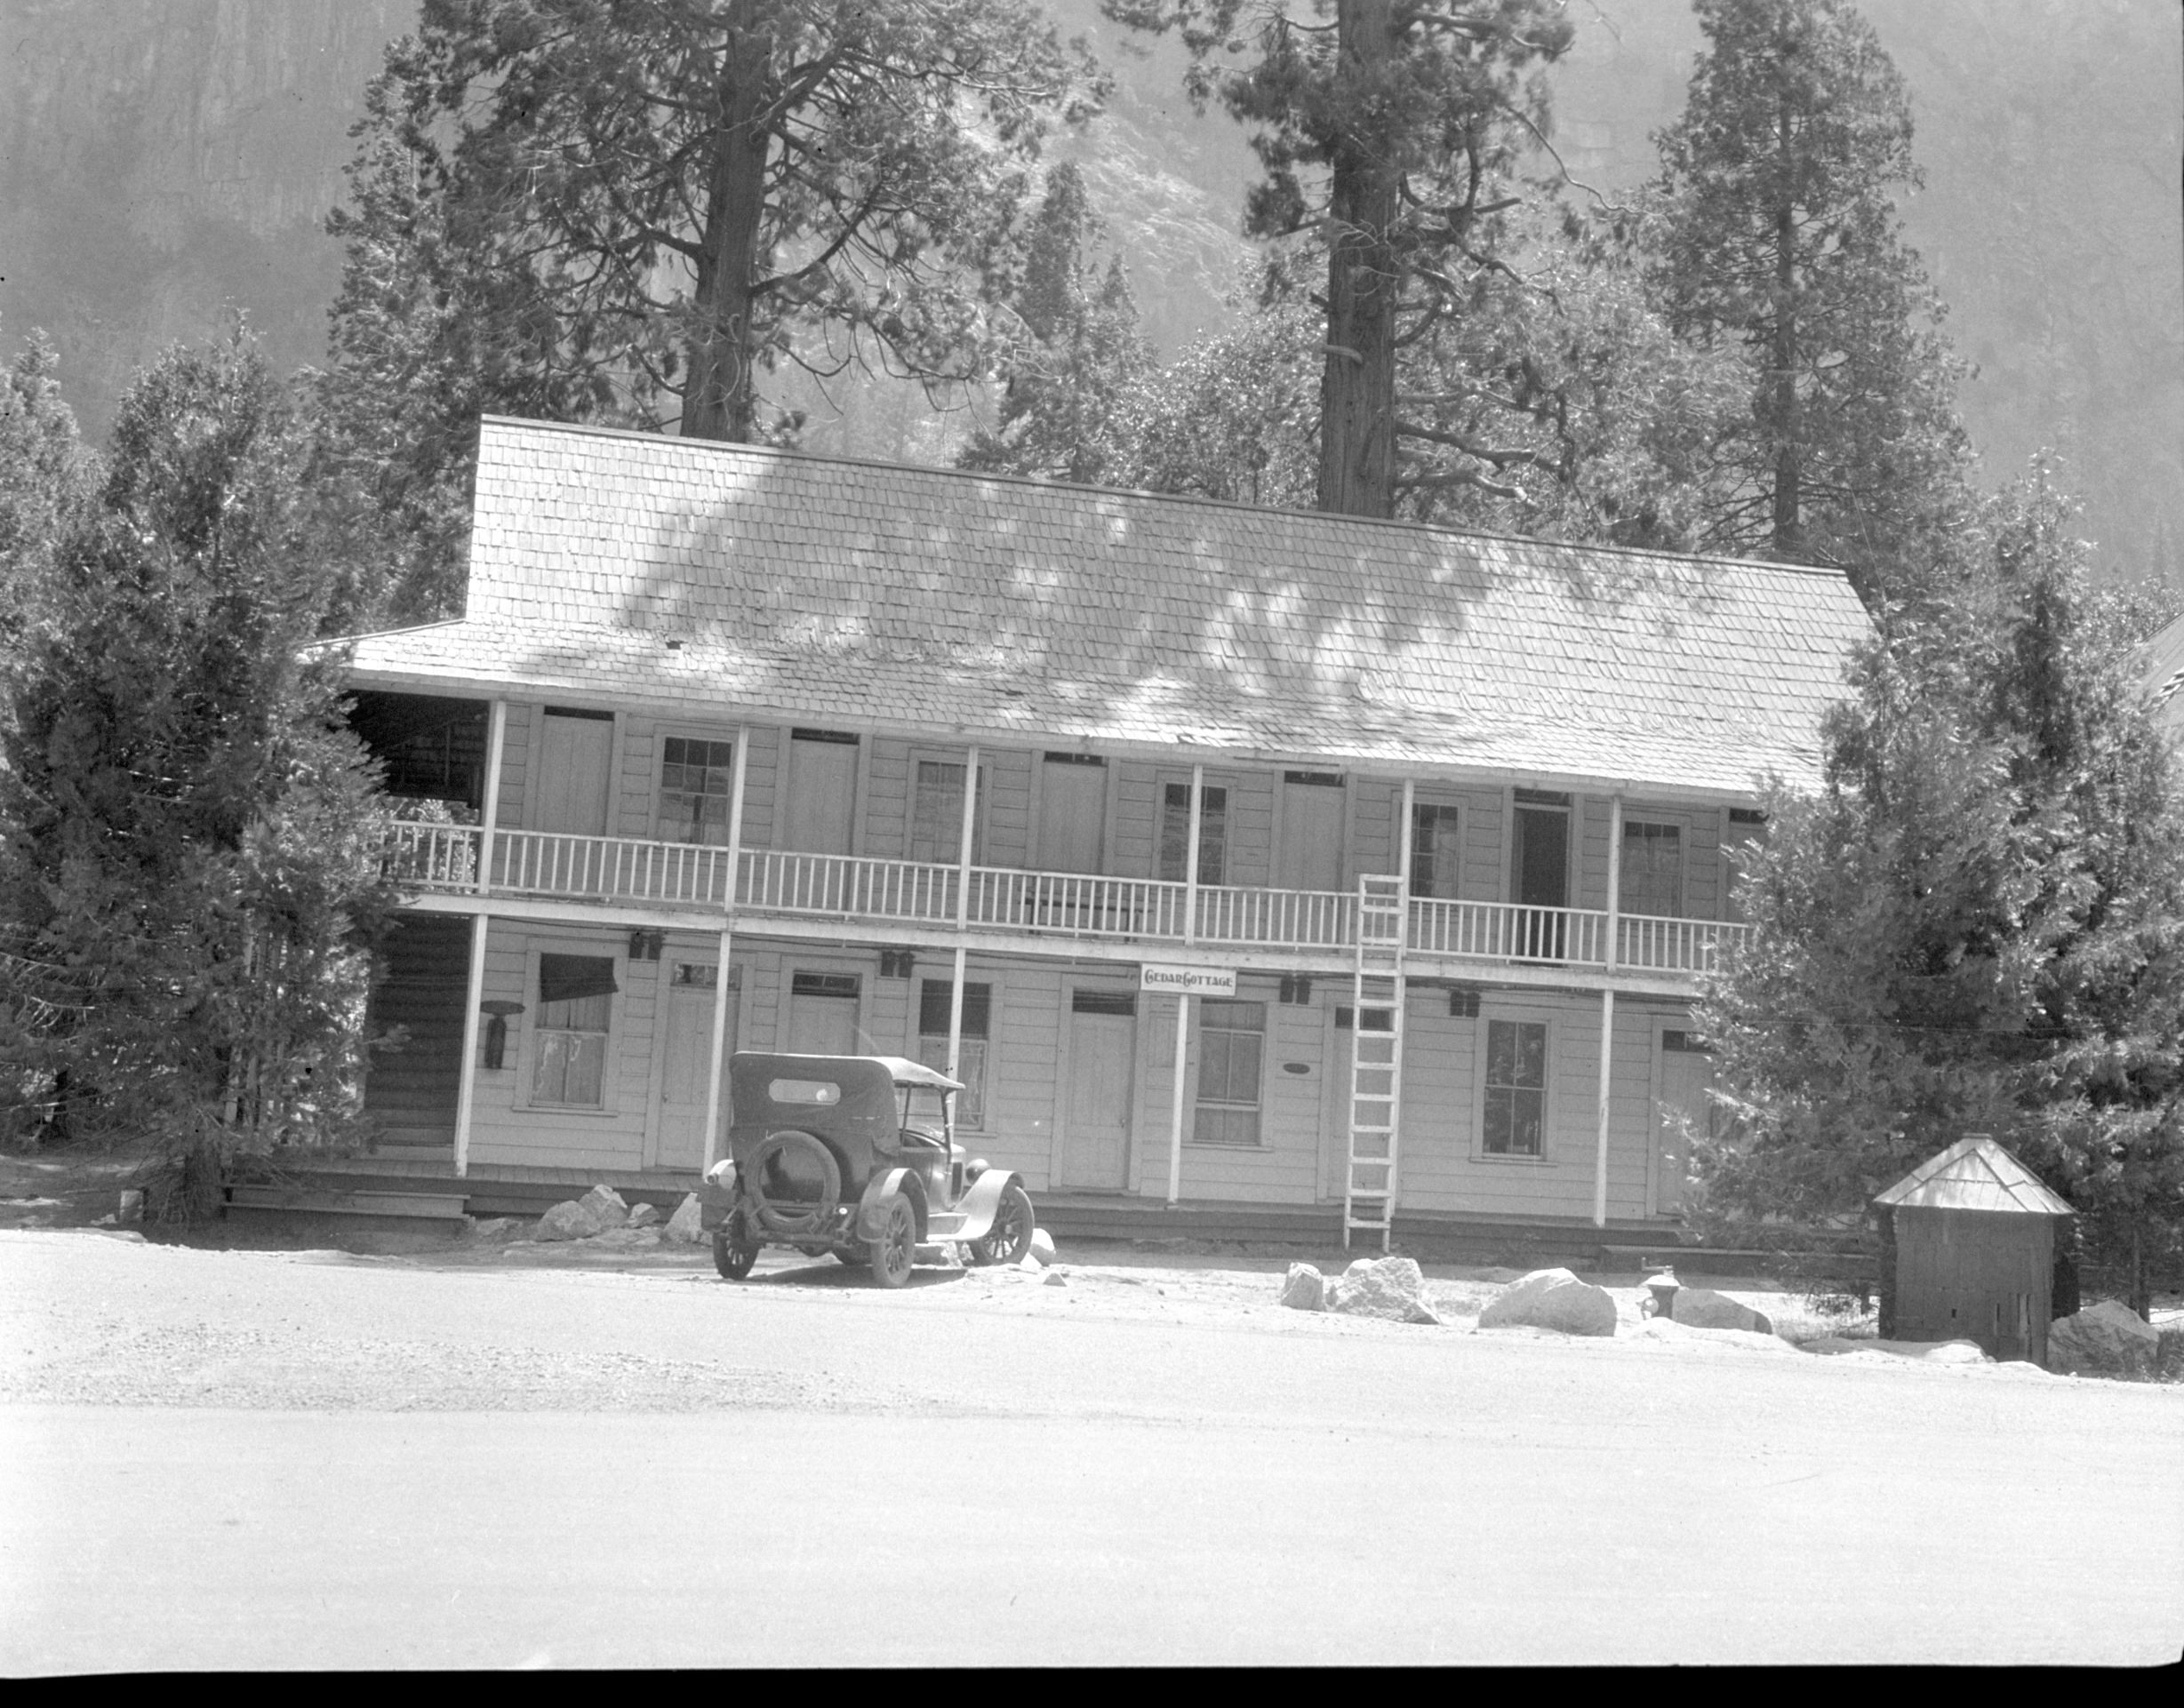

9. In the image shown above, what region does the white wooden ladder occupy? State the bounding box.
[1345,872,1407,1250]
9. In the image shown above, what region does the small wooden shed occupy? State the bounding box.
[1873,1137,2075,1364]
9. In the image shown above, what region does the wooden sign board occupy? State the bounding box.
[1140,964,1237,997]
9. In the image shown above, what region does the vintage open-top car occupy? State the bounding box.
[699,1052,1036,1286]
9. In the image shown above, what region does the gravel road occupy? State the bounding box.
[4,1228,2180,1668]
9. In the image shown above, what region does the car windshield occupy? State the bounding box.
[895,1084,950,1144]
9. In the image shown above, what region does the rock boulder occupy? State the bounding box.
[1478,1267,1618,1337]
[662,1193,707,1244]
[1669,1287,1774,1336]
[2047,1300,2159,1378]
[1326,1256,1440,1325]
[534,1199,601,1242]
[624,1201,662,1229]
[578,1184,629,1230]
[1028,1227,1058,1267]
[1279,1263,1327,1312]
[2158,1324,2184,1383]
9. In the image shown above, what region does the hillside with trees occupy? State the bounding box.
[0,0,2175,576]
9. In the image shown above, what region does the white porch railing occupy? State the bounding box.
[377,822,1748,978]
[1408,897,1609,965]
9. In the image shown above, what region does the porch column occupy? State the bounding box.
[1396,778,1416,890]
[452,698,508,1178]
[1168,763,1204,1207]
[1593,793,1624,1228]
[945,746,980,1081]
[1391,778,1415,1213]
[700,727,752,1174]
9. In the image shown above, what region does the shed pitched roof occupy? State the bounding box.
[2140,611,2184,737]
[338,416,1872,796]
[1873,1137,2075,1216]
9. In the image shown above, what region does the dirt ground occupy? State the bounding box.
[4,1221,2180,1669]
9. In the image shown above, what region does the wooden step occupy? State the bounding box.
[224,1185,470,1220]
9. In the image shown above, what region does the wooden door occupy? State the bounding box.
[1060,993,1135,1190]
[1654,1038,1712,1215]
[534,710,612,835]
[656,965,735,1171]
[1512,803,1569,957]
[1036,754,1107,873]
[785,978,860,1055]
[1279,773,1344,892]
[783,731,858,854]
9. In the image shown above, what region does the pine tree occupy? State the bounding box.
[0,332,396,1197]
[0,331,94,658]
[1106,0,1573,518]
[958,164,1153,485]
[318,0,1100,619]
[1101,210,1752,548]
[1697,467,2184,1315]
[1649,0,1972,602]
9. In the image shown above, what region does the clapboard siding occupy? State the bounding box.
[466,920,653,1172]
[1390,989,1669,1219]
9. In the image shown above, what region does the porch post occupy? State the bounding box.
[946,746,980,1082]
[452,698,508,1178]
[1594,793,1624,1228]
[1169,763,1204,1206]
[700,726,751,1174]
[1396,778,1416,890]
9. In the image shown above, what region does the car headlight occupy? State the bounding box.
[704,1159,736,1190]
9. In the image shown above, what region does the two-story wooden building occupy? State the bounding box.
[340,415,1868,1241]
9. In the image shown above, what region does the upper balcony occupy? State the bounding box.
[380,820,1748,987]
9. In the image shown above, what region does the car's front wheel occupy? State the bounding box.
[868,1193,916,1289]
[967,1182,1036,1267]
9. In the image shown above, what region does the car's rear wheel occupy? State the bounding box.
[713,1210,760,1281]
[967,1182,1036,1267]
[868,1193,916,1289]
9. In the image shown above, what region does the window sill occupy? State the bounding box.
[515,1100,617,1117]
[1185,1140,1273,1153]
[1470,1152,1555,1166]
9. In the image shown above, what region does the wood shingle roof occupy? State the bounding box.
[339,416,1873,797]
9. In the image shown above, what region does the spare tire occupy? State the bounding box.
[744,1129,843,1238]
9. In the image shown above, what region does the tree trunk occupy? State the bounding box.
[682,12,772,443]
[1768,100,1804,556]
[1316,0,1401,519]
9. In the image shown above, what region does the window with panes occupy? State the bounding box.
[1482,1018,1547,1157]
[916,979,991,1130]
[1158,783,1227,884]
[1192,998,1265,1146]
[657,737,736,844]
[1410,802,1460,898]
[532,954,617,1107]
